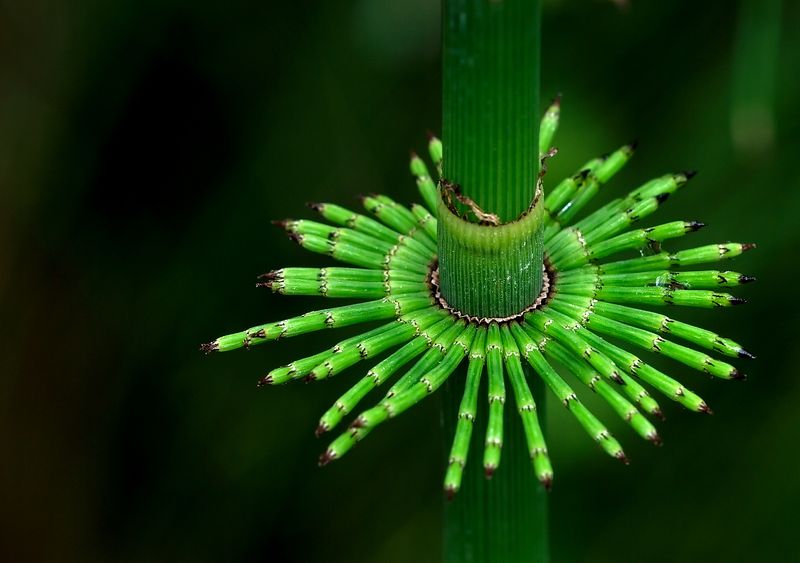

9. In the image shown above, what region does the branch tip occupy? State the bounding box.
[318,449,336,467]
[199,341,219,354]
[738,349,756,360]
[698,402,714,415]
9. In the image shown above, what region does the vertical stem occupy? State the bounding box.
[440,0,548,562]
[436,199,545,319]
[442,0,541,222]
[438,0,545,320]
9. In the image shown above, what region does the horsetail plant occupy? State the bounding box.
[201,110,756,559]
[202,103,754,483]
[202,1,755,561]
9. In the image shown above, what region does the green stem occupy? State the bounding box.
[440,0,548,561]
[442,0,540,222]
[437,198,545,319]
[438,0,545,320]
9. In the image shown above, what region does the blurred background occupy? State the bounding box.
[1,0,797,561]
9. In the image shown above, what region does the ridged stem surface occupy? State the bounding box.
[442,0,540,221]
[437,198,545,319]
[440,0,547,561]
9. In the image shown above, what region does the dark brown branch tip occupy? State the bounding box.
[648,432,663,447]
[729,297,747,306]
[318,449,336,467]
[541,475,553,492]
[653,408,666,421]
[305,202,324,212]
[484,465,496,479]
[683,170,698,180]
[688,221,706,231]
[742,243,757,252]
[444,486,457,501]
[738,275,756,284]
[698,402,714,415]
[199,341,219,354]
[315,423,328,438]
[271,218,291,229]
[615,451,630,465]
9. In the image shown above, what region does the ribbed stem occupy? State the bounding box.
[437,197,545,319]
[442,0,540,222]
[440,0,548,562]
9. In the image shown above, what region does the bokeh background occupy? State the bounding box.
[2,0,797,561]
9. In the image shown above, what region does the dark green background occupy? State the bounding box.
[2,1,797,561]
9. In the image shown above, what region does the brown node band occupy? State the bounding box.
[438,147,556,225]
[428,259,555,325]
